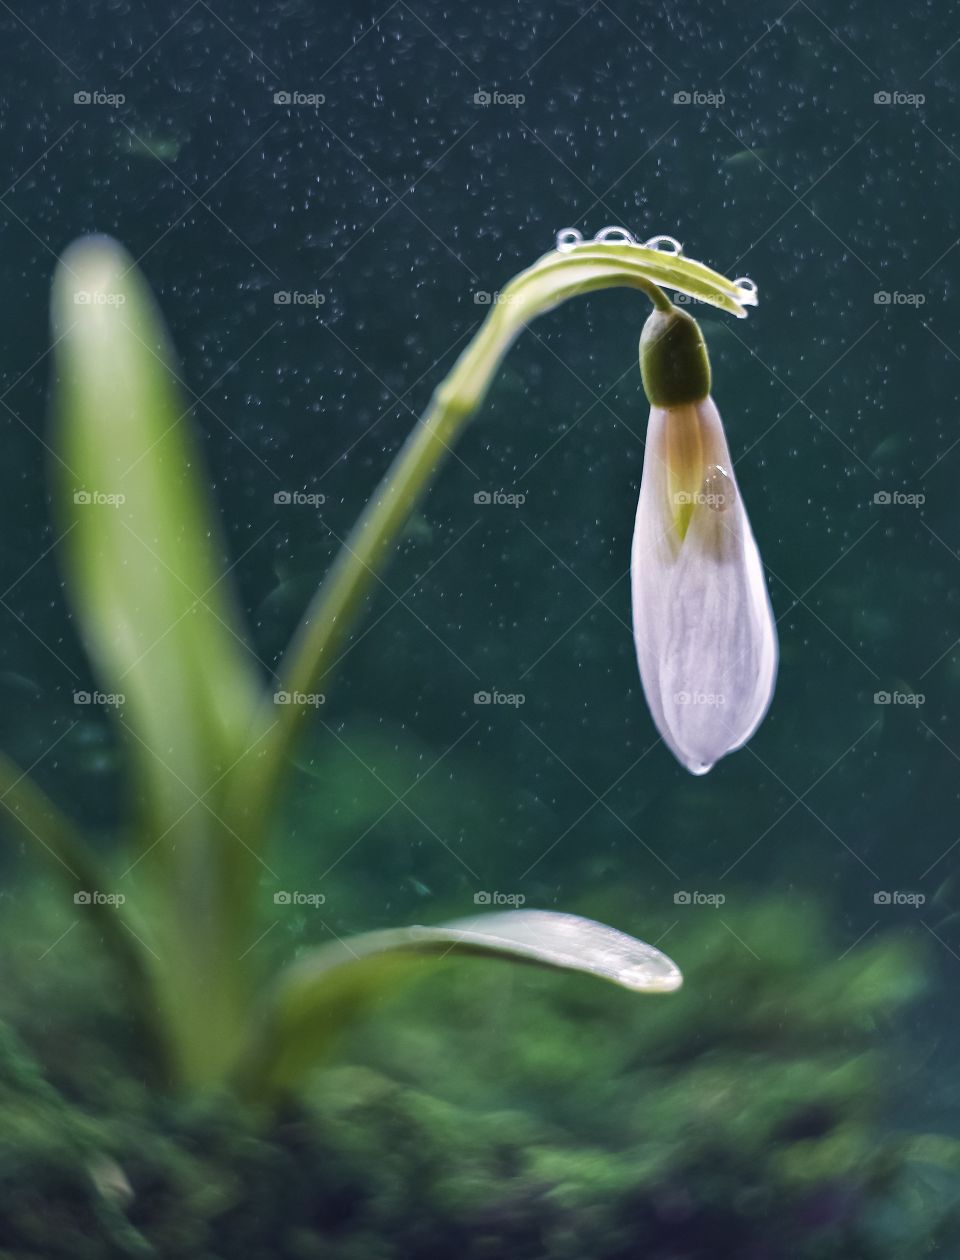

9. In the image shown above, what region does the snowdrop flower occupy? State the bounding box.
[631,304,777,775]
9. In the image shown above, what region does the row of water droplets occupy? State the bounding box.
[554,226,758,303]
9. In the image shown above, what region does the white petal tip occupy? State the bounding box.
[683,757,715,777]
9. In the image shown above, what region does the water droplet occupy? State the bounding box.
[556,228,583,252]
[733,276,759,304]
[644,235,683,255]
[593,225,636,244]
[701,465,736,512]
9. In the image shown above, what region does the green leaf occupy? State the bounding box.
[416,241,756,418]
[50,236,260,839]
[239,911,682,1095]
[507,240,757,321]
[50,236,265,1084]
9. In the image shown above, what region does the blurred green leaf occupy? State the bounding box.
[50,236,260,841]
[240,910,682,1094]
[50,237,265,1083]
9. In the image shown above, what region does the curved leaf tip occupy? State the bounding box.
[237,909,682,1097]
[414,910,683,993]
[508,236,758,321]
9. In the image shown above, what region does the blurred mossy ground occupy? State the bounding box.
[0,889,958,1259]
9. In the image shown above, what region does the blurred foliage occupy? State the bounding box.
[24,235,686,1093]
[0,892,956,1259]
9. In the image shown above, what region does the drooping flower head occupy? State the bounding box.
[631,302,777,774]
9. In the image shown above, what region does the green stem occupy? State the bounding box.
[634,276,675,313]
[228,368,488,843]
[224,242,756,847]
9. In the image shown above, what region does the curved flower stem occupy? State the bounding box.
[224,244,755,845]
[227,338,510,841]
[632,276,675,313]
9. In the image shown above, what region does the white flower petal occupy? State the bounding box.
[631,398,777,774]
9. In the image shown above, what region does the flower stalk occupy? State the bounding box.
[226,233,758,838]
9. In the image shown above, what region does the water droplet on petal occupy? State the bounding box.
[701,465,736,512]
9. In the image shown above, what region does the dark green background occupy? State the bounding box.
[0,0,957,1130]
